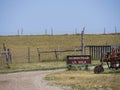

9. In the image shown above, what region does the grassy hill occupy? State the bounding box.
[0,34,120,63]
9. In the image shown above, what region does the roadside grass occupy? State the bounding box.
[0,60,66,74]
[0,59,100,74]
[46,69,120,90]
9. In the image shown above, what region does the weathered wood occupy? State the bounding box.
[93,47,96,59]
[37,48,41,62]
[0,43,12,66]
[54,49,58,59]
[81,27,85,55]
[89,46,91,57]
[7,49,12,64]
[3,43,6,51]
[37,48,82,61]
[3,43,9,64]
[86,45,111,60]
[39,49,82,53]
[0,51,8,55]
[28,47,30,63]
[91,46,94,59]
[96,47,98,59]
[57,45,60,59]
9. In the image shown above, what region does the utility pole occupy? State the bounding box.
[51,27,53,36]
[45,29,47,35]
[18,29,20,36]
[81,27,85,55]
[75,28,77,35]
[104,27,106,34]
[81,27,88,70]
[115,26,117,34]
[21,28,23,35]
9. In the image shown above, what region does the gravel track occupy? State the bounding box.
[0,70,63,90]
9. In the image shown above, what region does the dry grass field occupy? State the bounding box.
[0,34,120,90]
[0,34,120,73]
[46,70,120,90]
[0,34,120,63]
[0,61,65,73]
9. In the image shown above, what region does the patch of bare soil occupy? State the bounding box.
[0,70,63,90]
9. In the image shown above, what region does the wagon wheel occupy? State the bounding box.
[94,65,104,74]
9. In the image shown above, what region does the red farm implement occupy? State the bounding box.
[94,47,120,73]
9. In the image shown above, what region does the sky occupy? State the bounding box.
[0,0,120,35]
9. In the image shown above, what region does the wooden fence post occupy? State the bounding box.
[3,42,9,64]
[54,49,58,60]
[57,45,60,59]
[81,27,88,69]
[37,48,41,62]
[7,49,12,64]
[81,28,85,55]
[28,47,30,63]
[3,42,6,51]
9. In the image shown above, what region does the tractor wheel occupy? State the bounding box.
[94,65,104,74]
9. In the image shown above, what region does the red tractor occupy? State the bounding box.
[94,47,120,73]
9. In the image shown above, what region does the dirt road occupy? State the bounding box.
[0,70,63,90]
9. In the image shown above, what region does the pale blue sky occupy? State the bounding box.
[0,0,120,35]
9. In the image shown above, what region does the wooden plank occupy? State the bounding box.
[0,51,8,55]
[37,48,41,62]
[98,47,101,59]
[96,47,98,59]
[86,45,112,60]
[7,49,12,64]
[54,49,58,59]
[3,43,9,64]
[40,49,82,53]
[92,46,94,59]
[89,46,91,56]
[28,47,30,63]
